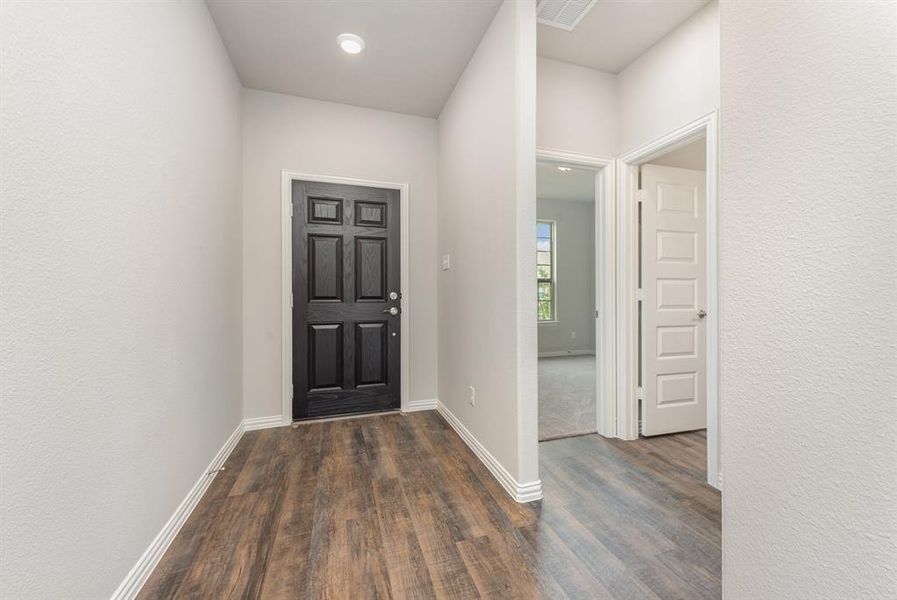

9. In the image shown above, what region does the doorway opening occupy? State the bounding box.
[535,150,615,442]
[536,163,597,440]
[617,113,721,488]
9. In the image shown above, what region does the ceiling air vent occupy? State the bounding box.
[537,0,598,32]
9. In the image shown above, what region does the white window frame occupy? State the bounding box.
[536,219,557,324]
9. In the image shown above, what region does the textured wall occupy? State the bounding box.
[719,2,897,597]
[537,56,617,156]
[241,90,439,419]
[0,1,243,597]
[438,0,538,483]
[539,2,718,158]
[617,1,718,154]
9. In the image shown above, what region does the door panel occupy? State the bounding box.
[308,323,343,390]
[355,321,388,386]
[355,201,388,227]
[308,197,343,224]
[293,181,401,420]
[308,235,343,301]
[642,165,706,436]
[354,237,387,301]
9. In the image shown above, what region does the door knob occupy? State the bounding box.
[383,307,399,316]
[697,309,707,319]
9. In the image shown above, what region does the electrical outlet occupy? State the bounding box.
[571,330,576,339]
[468,385,476,406]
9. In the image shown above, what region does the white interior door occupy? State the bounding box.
[641,164,706,436]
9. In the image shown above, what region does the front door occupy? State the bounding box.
[641,165,706,436]
[292,180,401,420]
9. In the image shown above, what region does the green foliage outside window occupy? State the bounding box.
[537,221,554,321]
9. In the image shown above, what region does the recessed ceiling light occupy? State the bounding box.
[337,33,365,55]
[557,166,572,172]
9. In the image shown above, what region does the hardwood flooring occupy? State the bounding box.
[139,412,720,599]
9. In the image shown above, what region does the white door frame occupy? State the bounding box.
[615,112,721,489]
[535,148,616,437]
[280,171,411,425]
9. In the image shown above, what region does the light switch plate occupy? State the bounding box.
[441,254,451,271]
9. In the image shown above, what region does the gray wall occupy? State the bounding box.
[537,56,617,157]
[720,2,896,597]
[0,2,243,597]
[617,1,718,154]
[537,199,595,355]
[537,2,718,158]
[438,0,539,484]
[241,89,439,419]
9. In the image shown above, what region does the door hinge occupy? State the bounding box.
[636,287,644,302]
[291,292,294,308]
[595,310,599,318]
[636,386,645,401]
[637,189,645,203]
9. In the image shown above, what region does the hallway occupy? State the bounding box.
[140,413,720,599]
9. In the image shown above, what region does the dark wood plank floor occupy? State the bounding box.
[139,412,720,599]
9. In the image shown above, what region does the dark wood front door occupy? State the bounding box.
[292,180,401,420]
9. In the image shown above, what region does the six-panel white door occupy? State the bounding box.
[641,165,706,436]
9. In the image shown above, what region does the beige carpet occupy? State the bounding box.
[538,355,597,441]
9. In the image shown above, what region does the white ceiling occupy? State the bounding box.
[538,0,709,73]
[205,0,502,118]
[648,137,706,170]
[537,162,596,202]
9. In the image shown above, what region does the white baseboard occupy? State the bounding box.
[436,401,543,503]
[112,415,285,599]
[538,349,595,358]
[111,421,244,599]
[403,398,438,412]
[113,404,544,597]
[243,415,285,431]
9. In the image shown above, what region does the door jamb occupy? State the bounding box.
[280,171,411,425]
[535,148,616,437]
[616,112,721,489]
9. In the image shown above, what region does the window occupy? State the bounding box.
[537,220,555,322]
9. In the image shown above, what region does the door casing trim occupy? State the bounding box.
[535,149,616,438]
[281,171,411,425]
[616,111,721,489]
